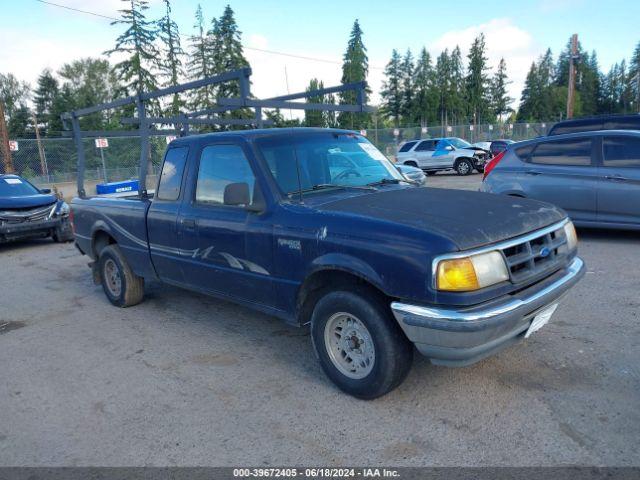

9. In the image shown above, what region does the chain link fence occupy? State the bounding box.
[0,122,549,194]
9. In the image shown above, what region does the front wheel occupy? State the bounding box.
[455,159,473,176]
[98,244,145,307]
[311,288,413,399]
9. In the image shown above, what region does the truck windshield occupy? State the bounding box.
[255,132,403,197]
[0,176,40,197]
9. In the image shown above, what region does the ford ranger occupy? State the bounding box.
[72,128,585,399]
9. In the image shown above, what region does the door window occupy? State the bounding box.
[603,136,640,168]
[195,145,256,206]
[530,138,592,166]
[399,141,417,152]
[414,140,436,151]
[156,147,189,201]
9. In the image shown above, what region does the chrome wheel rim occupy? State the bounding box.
[458,162,470,174]
[324,312,375,379]
[104,259,122,298]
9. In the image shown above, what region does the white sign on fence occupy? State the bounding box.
[95,138,109,149]
[359,130,367,136]
[8,140,18,151]
[446,126,452,133]
[393,128,399,137]
[166,135,177,144]
[509,124,513,130]
[421,127,428,134]
[488,125,494,131]
[469,125,474,131]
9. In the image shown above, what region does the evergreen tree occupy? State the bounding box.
[449,46,466,123]
[380,49,403,126]
[490,58,513,119]
[33,69,59,132]
[435,49,451,126]
[187,4,213,111]
[305,78,325,127]
[106,0,160,111]
[8,104,31,137]
[399,49,415,125]
[208,5,251,125]
[629,41,640,112]
[465,34,491,124]
[0,73,31,119]
[158,0,185,117]
[337,19,370,129]
[412,47,438,125]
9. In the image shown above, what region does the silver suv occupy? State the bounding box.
[396,137,490,175]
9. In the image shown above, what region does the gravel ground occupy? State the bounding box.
[1,173,639,466]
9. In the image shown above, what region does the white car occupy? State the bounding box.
[397,137,490,175]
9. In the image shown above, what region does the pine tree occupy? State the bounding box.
[0,73,31,119]
[158,0,185,117]
[209,5,251,125]
[305,78,325,127]
[106,0,160,111]
[449,46,466,123]
[380,49,403,127]
[187,4,213,112]
[435,49,451,126]
[490,58,513,119]
[338,19,370,129]
[413,47,437,125]
[465,34,490,124]
[399,49,415,125]
[33,69,59,133]
[629,41,640,112]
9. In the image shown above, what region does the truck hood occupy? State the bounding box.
[316,187,566,250]
[0,194,57,210]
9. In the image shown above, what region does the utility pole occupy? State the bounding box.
[566,33,578,119]
[32,112,49,180]
[0,102,13,174]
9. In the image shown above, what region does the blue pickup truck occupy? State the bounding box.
[72,128,585,398]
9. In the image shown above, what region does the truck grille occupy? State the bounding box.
[501,223,569,284]
[0,204,55,224]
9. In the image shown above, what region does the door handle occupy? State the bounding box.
[604,175,628,182]
[180,217,197,229]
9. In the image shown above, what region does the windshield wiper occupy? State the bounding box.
[289,183,377,196]
[366,177,416,187]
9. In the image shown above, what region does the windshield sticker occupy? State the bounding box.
[4,178,22,184]
[358,142,387,161]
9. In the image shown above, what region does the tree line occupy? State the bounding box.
[1,0,639,140]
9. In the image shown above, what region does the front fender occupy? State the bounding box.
[308,253,385,292]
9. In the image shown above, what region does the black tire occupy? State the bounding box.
[310,288,413,399]
[98,244,145,307]
[425,171,437,176]
[455,158,473,176]
[475,165,485,174]
[403,161,418,167]
[52,220,74,243]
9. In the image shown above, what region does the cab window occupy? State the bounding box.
[195,145,256,206]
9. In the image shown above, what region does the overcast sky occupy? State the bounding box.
[2,0,639,110]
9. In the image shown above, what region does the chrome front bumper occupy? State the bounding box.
[391,257,585,366]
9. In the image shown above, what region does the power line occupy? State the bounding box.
[34,0,384,70]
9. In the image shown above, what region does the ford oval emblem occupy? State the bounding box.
[539,247,551,258]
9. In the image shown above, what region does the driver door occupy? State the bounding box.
[433,140,455,168]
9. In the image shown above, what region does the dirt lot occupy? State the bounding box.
[1,172,639,466]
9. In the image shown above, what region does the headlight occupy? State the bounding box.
[57,202,70,217]
[436,251,509,292]
[563,221,578,251]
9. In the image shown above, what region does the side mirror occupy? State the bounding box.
[223,182,251,206]
[445,145,454,151]
[40,188,52,194]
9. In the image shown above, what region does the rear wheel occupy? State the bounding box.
[311,288,413,399]
[455,158,473,176]
[98,244,145,307]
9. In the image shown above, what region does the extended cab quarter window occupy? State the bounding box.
[196,144,256,206]
[156,146,189,201]
[603,136,640,168]
[530,138,592,166]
